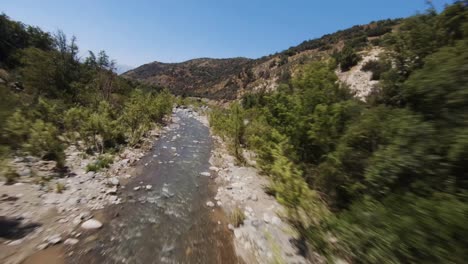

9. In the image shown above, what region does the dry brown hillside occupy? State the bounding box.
[123,19,398,99]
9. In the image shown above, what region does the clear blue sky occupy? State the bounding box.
[1,0,449,69]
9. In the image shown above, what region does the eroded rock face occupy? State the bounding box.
[336,47,383,101]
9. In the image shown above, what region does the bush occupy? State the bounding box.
[81,101,124,153]
[3,111,32,148]
[2,165,19,185]
[55,182,66,193]
[25,120,65,168]
[230,207,246,227]
[328,194,468,263]
[335,45,361,72]
[121,89,174,145]
[86,154,113,172]
[209,103,246,162]
[361,59,391,80]
[64,107,90,141]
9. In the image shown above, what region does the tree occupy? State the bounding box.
[19,47,57,100]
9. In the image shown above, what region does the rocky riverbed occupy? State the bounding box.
[0,115,167,264]
[1,106,309,264]
[195,109,309,264]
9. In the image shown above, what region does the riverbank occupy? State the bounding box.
[0,116,170,264]
[65,107,239,263]
[194,107,309,264]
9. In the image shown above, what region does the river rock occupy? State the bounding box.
[18,168,31,177]
[81,219,102,230]
[263,213,271,223]
[206,201,215,207]
[250,194,258,201]
[72,216,81,226]
[47,234,62,245]
[64,238,79,245]
[107,178,120,186]
[37,243,49,250]
[8,239,23,246]
[133,186,141,191]
[200,172,211,177]
[106,186,117,195]
[271,216,282,225]
[234,229,242,239]
[209,166,219,172]
[145,185,152,190]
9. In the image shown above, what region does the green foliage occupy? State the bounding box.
[63,106,90,141]
[81,101,124,153]
[0,13,54,68]
[366,21,393,37]
[3,111,31,148]
[121,89,173,145]
[230,207,246,227]
[55,182,66,193]
[281,19,397,55]
[25,120,65,168]
[361,59,391,80]
[403,40,468,124]
[209,102,246,162]
[0,15,173,178]
[212,5,468,260]
[334,45,361,71]
[329,194,468,263]
[2,165,19,185]
[86,154,114,172]
[19,47,58,99]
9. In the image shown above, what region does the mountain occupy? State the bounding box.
[123,19,398,99]
[123,57,253,99]
[115,64,135,74]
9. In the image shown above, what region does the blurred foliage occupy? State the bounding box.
[86,154,114,172]
[230,207,246,227]
[209,102,246,162]
[0,14,174,173]
[213,2,468,262]
[361,59,391,80]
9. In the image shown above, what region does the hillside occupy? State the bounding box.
[123,19,397,99]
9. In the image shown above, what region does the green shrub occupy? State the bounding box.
[81,101,124,153]
[335,45,361,71]
[230,207,246,227]
[3,111,32,148]
[64,107,90,141]
[3,165,19,185]
[25,120,65,168]
[121,89,174,146]
[55,182,66,193]
[361,59,391,80]
[328,194,468,263]
[86,154,113,172]
[209,103,246,162]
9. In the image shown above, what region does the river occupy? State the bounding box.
[68,108,240,264]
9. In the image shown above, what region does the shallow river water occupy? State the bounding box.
[68,109,240,264]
